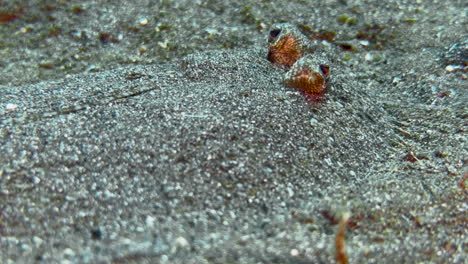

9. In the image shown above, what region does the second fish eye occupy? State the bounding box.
[319,64,330,77]
[269,29,281,42]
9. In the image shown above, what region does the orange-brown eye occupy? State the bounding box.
[269,29,281,43]
[319,64,330,77]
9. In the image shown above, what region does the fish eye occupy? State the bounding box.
[269,29,281,42]
[319,64,330,77]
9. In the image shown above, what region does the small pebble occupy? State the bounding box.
[32,236,43,246]
[6,103,18,111]
[359,40,370,46]
[103,190,115,199]
[145,215,155,227]
[20,243,31,251]
[392,77,401,84]
[310,118,318,126]
[204,28,219,35]
[445,65,463,72]
[174,237,189,248]
[258,22,266,30]
[31,176,41,184]
[158,40,169,49]
[445,65,455,72]
[63,248,75,257]
[139,18,148,26]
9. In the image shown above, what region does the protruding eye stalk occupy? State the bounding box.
[267,23,331,103]
[269,29,281,43]
[267,24,308,68]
